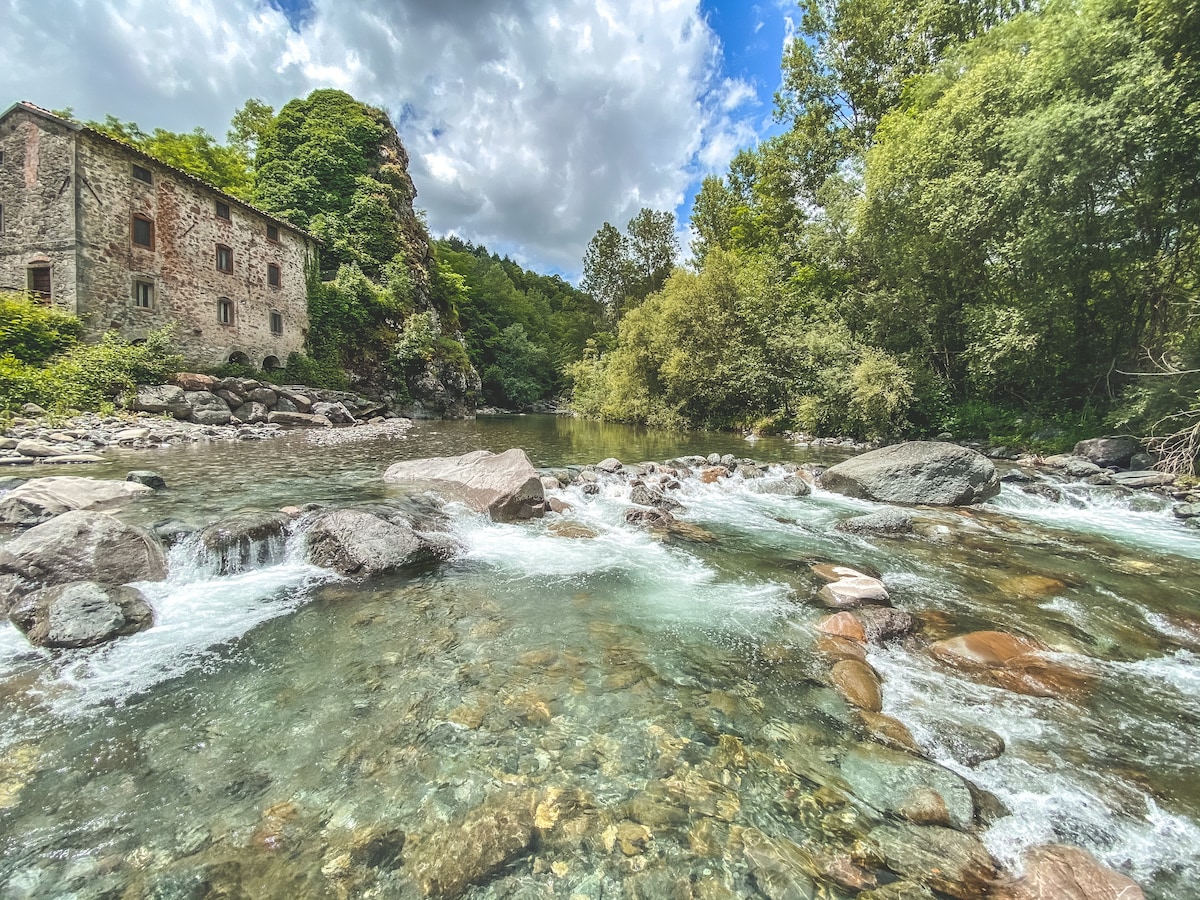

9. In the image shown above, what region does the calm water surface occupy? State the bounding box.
[0,416,1197,899]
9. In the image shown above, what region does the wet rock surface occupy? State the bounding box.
[304,508,450,579]
[9,581,154,648]
[384,448,546,522]
[0,475,153,527]
[820,441,1001,506]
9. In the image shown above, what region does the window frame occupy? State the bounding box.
[266,223,280,243]
[217,297,235,326]
[215,243,233,273]
[269,310,284,335]
[132,214,154,250]
[132,279,154,309]
[132,163,153,184]
[215,200,231,222]
[27,264,52,302]
[267,263,281,288]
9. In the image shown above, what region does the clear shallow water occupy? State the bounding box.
[1,417,1198,898]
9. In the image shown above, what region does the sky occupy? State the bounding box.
[0,0,794,279]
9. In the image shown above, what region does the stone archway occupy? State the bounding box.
[228,351,251,366]
[262,355,282,371]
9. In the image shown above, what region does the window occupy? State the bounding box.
[215,200,230,221]
[132,164,152,184]
[216,244,233,272]
[28,265,51,301]
[266,224,279,242]
[267,263,281,288]
[218,298,234,325]
[132,215,154,249]
[132,280,154,309]
[270,311,283,335]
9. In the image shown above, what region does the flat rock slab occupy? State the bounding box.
[0,476,154,528]
[821,441,1000,506]
[384,449,545,522]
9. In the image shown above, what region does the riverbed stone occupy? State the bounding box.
[15,440,68,458]
[740,828,818,900]
[9,581,154,648]
[820,442,1000,506]
[305,508,445,579]
[922,721,1006,768]
[1062,456,1104,478]
[830,659,883,712]
[232,402,269,424]
[930,631,1092,698]
[596,457,623,473]
[840,746,975,831]
[749,475,811,496]
[992,844,1145,900]
[0,476,154,527]
[1109,470,1175,488]
[818,575,890,609]
[184,391,232,426]
[0,511,166,612]
[869,823,997,900]
[811,563,874,583]
[837,508,914,536]
[311,401,356,425]
[126,470,166,490]
[199,511,291,573]
[267,411,331,427]
[1073,436,1142,469]
[130,384,191,418]
[385,449,545,523]
[817,612,866,643]
[407,789,535,898]
[857,606,918,644]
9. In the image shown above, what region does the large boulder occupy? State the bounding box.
[130,384,191,418]
[0,476,154,528]
[9,581,154,648]
[0,511,166,613]
[267,411,331,427]
[185,391,232,426]
[311,401,356,425]
[993,844,1145,900]
[304,508,447,579]
[383,449,545,522]
[198,511,291,574]
[820,442,1000,506]
[1072,436,1142,469]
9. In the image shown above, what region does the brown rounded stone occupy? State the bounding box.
[930,631,1092,698]
[858,710,922,754]
[830,659,883,712]
[817,634,869,663]
[699,466,729,484]
[818,611,867,642]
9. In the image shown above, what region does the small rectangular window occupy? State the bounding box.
[266,224,279,242]
[267,263,281,288]
[270,311,283,335]
[132,215,154,249]
[28,266,51,301]
[132,164,152,184]
[215,200,231,221]
[133,280,154,309]
[216,244,233,272]
[218,298,234,325]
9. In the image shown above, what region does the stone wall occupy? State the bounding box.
[0,110,79,312]
[0,104,314,369]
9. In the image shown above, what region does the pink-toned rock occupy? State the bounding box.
[175,372,217,392]
[830,659,883,712]
[818,611,867,643]
[816,634,868,663]
[994,845,1145,900]
[818,576,891,609]
[930,631,1092,698]
[699,466,729,484]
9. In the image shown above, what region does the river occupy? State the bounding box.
[0,415,1198,898]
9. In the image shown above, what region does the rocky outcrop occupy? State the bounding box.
[8,581,154,648]
[993,844,1145,900]
[0,510,166,613]
[820,442,1000,506]
[383,449,545,522]
[304,508,449,579]
[0,476,154,528]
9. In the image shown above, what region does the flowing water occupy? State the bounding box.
[1,416,1198,898]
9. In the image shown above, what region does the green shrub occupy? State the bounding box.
[0,292,83,364]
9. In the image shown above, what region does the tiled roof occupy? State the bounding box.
[2,101,320,244]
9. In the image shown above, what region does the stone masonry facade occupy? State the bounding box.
[0,102,315,369]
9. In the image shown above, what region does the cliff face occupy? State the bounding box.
[255,90,479,416]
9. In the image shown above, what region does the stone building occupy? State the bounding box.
[0,102,316,369]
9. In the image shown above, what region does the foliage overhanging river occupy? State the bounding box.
[1,416,1198,898]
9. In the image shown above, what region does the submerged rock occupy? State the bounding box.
[993,844,1145,900]
[830,658,883,712]
[818,576,891,609]
[0,511,166,613]
[820,442,1000,506]
[126,470,166,490]
[9,581,153,648]
[837,508,914,536]
[869,823,997,900]
[384,449,545,522]
[930,630,1092,698]
[840,746,975,830]
[921,721,1006,768]
[0,476,154,528]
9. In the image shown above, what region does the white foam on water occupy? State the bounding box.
[871,644,1200,889]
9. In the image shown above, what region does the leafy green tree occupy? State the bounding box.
[582,222,632,318]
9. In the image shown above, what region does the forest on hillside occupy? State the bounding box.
[576,0,1200,468]
[31,0,1199,470]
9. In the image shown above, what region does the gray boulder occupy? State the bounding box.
[267,411,331,427]
[247,387,278,406]
[749,475,811,497]
[841,745,976,830]
[0,476,154,528]
[820,442,1000,506]
[596,457,623,473]
[198,511,291,573]
[9,581,154,648]
[311,401,356,425]
[126,470,166,490]
[0,511,166,613]
[131,384,191,418]
[384,449,545,522]
[232,402,269,424]
[837,507,914,535]
[304,508,447,579]
[1073,436,1142,468]
[184,391,232,426]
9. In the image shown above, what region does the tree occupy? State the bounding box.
[582,222,631,318]
[228,98,275,155]
[625,208,679,299]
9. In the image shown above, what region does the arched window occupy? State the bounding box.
[228,351,251,366]
[262,355,282,371]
